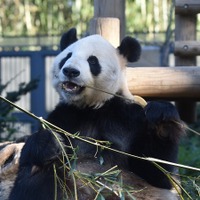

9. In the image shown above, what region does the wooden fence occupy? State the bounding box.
[0,50,59,135]
[174,0,199,122]
[90,0,200,123]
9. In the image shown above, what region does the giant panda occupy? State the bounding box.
[9,28,184,200]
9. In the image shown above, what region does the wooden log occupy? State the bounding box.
[175,0,200,15]
[0,142,25,200]
[126,67,200,100]
[93,0,125,40]
[0,142,181,200]
[89,17,120,47]
[174,41,200,56]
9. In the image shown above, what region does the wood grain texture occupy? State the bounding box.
[89,17,120,47]
[93,0,125,40]
[126,67,200,100]
[175,8,197,122]
[174,41,200,56]
[175,0,200,14]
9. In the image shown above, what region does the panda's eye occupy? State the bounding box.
[59,52,72,69]
[87,56,98,65]
[87,56,101,76]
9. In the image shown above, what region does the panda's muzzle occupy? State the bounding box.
[61,81,84,94]
[60,67,84,94]
[62,67,80,78]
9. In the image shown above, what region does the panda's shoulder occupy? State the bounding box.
[46,103,77,123]
[107,96,144,109]
[46,98,146,125]
[103,97,145,119]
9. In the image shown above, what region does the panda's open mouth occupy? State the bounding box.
[61,81,84,94]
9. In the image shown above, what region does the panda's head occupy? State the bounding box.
[52,28,141,108]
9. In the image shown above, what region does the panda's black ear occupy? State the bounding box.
[118,36,141,62]
[60,28,78,51]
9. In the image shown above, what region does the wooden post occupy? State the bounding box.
[175,0,200,14]
[93,0,125,40]
[89,18,120,47]
[89,0,125,46]
[175,1,197,123]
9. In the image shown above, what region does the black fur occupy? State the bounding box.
[118,36,141,62]
[59,52,72,69]
[87,55,101,76]
[9,97,183,200]
[60,28,77,51]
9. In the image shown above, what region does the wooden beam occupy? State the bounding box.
[126,67,200,100]
[175,0,200,14]
[174,41,200,56]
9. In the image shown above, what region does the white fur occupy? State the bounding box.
[52,35,129,108]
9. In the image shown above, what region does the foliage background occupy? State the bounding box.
[1,0,195,45]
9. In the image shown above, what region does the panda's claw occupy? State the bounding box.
[132,95,147,108]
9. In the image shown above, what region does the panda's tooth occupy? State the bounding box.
[60,81,83,93]
[62,83,66,90]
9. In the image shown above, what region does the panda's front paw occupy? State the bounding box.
[21,129,64,167]
[145,101,185,141]
[145,101,181,123]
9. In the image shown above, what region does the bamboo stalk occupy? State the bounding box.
[0,95,200,172]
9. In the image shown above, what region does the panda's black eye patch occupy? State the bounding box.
[87,56,101,76]
[59,52,72,69]
[87,56,98,65]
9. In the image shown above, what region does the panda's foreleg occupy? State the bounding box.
[144,101,184,143]
[20,129,65,167]
[131,101,185,189]
[9,129,67,200]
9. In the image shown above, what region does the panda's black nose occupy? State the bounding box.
[62,67,80,78]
